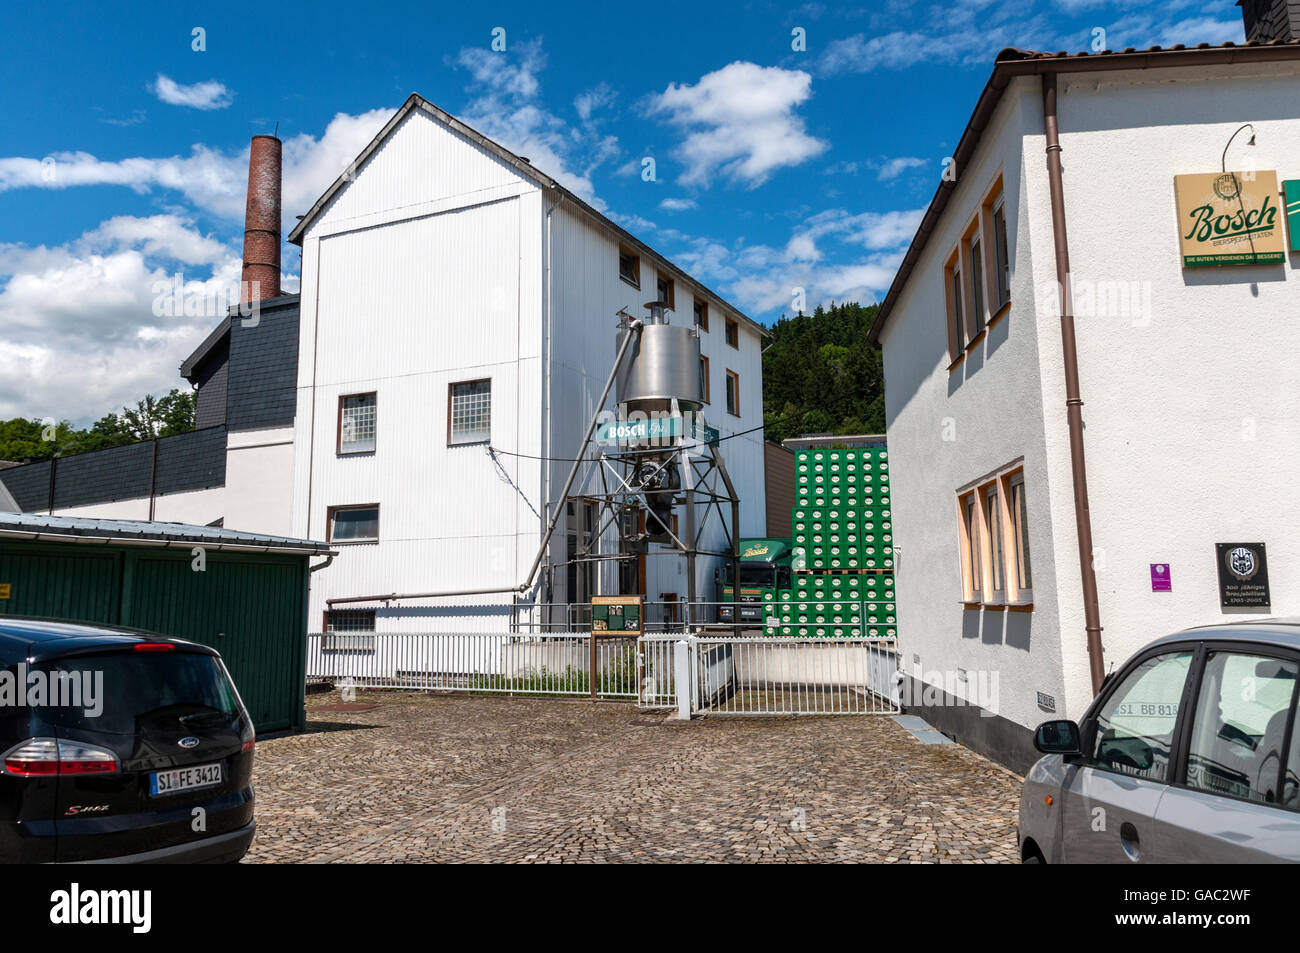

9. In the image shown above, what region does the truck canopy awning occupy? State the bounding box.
[738,539,792,564]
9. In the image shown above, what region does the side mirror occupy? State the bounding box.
[1034,719,1082,755]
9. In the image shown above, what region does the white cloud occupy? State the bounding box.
[647,62,828,188]
[876,156,927,181]
[659,197,696,212]
[574,82,617,121]
[149,74,233,110]
[0,217,249,423]
[452,38,616,205]
[0,108,393,233]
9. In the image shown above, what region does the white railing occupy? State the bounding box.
[306,632,642,698]
[636,635,900,715]
[307,632,901,716]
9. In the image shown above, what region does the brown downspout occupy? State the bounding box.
[1042,72,1105,694]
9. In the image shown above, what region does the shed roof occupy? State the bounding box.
[288,93,769,339]
[0,512,334,555]
[867,39,1300,344]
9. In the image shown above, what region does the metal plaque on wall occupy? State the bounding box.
[1215,542,1270,609]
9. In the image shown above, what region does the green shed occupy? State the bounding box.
[0,512,334,733]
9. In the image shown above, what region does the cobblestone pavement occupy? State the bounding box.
[245,691,1022,863]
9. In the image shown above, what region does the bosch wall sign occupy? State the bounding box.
[1215,542,1271,609]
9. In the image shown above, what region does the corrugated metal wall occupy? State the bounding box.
[0,542,309,732]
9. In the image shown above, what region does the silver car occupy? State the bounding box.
[1019,620,1300,862]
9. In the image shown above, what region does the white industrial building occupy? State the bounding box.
[869,36,1300,770]
[0,94,768,636]
[287,95,767,633]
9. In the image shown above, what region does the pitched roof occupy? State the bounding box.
[867,39,1300,344]
[288,93,769,339]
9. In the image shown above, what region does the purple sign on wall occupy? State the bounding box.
[1150,563,1172,592]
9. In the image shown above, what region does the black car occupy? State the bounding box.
[0,617,256,863]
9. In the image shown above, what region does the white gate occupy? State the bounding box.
[637,635,901,715]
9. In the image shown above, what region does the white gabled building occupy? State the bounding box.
[287,94,768,634]
[869,37,1300,771]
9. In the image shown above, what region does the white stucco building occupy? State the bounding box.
[869,39,1300,770]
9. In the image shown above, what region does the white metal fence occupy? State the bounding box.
[306,632,900,716]
[306,632,643,698]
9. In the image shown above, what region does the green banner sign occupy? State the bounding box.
[1286,180,1300,253]
[596,416,719,445]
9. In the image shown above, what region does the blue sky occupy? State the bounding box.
[0,0,1245,424]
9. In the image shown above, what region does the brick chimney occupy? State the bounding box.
[1239,0,1299,42]
[241,134,281,303]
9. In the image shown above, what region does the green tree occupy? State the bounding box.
[0,388,197,463]
[761,301,885,442]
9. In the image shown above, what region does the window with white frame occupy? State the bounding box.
[448,379,491,445]
[338,392,376,454]
[323,608,376,652]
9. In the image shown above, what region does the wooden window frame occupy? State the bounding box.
[447,377,492,446]
[725,369,740,418]
[693,297,708,332]
[1004,470,1032,604]
[336,391,377,456]
[944,171,1010,369]
[700,354,711,404]
[326,503,380,544]
[619,247,640,289]
[944,250,966,362]
[656,274,675,311]
[725,316,739,349]
[957,462,1031,608]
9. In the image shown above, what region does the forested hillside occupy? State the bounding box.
[761,301,885,443]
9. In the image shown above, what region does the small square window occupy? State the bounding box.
[449,379,491,445]
[725,317,739,348]
[323,609,375,652]
[619,248,640,287]
[329,505,379,543]
[338,392,376,454]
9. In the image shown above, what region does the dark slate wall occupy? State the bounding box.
[193,337,229,429]
[227,298,300,430]
[54,441,154,508]
[1,460,53,512]
[155,426,226,494]
[0,426,227,512]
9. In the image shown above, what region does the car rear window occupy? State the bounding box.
[30,651,241,735]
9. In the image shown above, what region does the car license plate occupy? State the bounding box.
[149,762,222,796]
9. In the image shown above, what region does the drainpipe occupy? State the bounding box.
[1042,72,1105,694]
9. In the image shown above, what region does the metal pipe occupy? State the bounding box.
[326,584,524,606]
[1042,72,1105,694]
[520,317,643,593]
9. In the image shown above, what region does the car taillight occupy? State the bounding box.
[240,724,255,754]
[2,739,117,776]
[133,643,174,652]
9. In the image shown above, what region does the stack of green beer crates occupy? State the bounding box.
[769,446,896,639]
